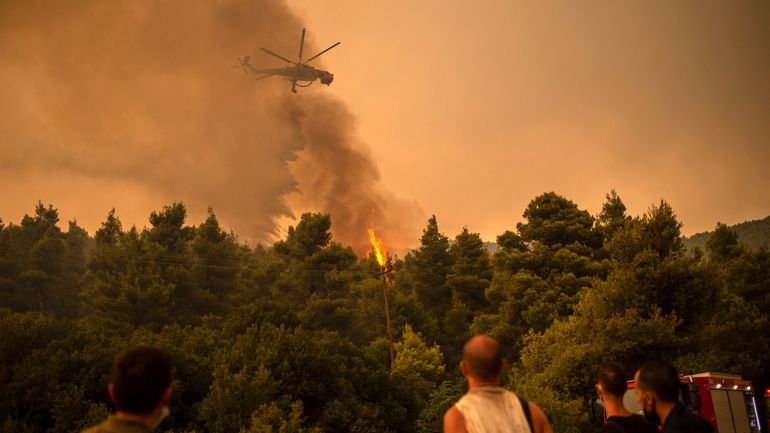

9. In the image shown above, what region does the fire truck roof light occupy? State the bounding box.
[746,386,751,391]
[733,385,738,390]
[716,384,722,388]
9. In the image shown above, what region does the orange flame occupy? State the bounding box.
[368,228,387,267]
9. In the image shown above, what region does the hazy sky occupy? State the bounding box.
[288,0,770,242]
[2,0,769,251]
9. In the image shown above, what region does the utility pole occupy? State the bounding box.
[381,266,395,370]
[368,228,395,371]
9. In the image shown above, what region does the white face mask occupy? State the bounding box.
[153,406,170,430]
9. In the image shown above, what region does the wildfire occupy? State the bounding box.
[368,227,387,267]
[369,226,395,368]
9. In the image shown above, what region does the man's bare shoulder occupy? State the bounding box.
[527,401,554,433]
[80,417,152,433]
[443,405,468,433]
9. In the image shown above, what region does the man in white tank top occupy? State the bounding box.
[443,336,554,433]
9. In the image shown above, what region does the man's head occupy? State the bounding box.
[596,361,628,401]
[109,346,172,415]
[460,335,503,383]
[634,361,680,419]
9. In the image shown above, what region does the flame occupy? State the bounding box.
[368,227,387,267]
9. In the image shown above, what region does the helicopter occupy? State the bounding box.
[234,28,340,93]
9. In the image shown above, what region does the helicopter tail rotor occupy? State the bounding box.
[233,56,253,73]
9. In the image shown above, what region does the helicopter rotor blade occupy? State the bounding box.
[255,73,275,81]
[298,28,305,63]
[233,57,250,73]
[303,41,340,64]
[260,47,296,65]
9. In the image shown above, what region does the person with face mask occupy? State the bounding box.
[594,362,657,433]
[82,346,172,433]
[634,361,714,433]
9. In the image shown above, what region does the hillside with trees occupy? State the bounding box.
[1,191,768,433]
[684,216,770,253]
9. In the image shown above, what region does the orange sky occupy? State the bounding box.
[287,0,770,241]
[1,0,769,249]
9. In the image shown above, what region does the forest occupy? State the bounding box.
[684,216,770,252]
[1,191,769,433]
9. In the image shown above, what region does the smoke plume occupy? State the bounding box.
[0,0,420,252]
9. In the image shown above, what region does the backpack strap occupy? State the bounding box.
[518,396,534,433]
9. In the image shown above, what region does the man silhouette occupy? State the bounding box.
[595,361,656,433]
[443,335,553,433]
[634,361,714,433]
[82,346,172,433]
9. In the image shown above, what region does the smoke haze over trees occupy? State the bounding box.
[0,0,420,252]
[684,216,770,252]
[1,191,769,432]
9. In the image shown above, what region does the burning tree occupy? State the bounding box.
[368,227,396,369]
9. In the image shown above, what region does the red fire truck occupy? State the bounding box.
[624,372,762,433]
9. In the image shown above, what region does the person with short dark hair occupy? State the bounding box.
[634,361,714,433]
[595,362,657,433]
[443,335,553,433]
[82,346,172,433]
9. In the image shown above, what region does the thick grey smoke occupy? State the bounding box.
[0,0,419,251]
[279,95,422,254]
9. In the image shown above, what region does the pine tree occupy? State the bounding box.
[407,215,453,318]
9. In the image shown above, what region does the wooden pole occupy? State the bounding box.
[381,267,395,370]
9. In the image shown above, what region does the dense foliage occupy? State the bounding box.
[1,192,768,433]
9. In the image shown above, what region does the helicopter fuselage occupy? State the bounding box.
[252,65,334,85]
